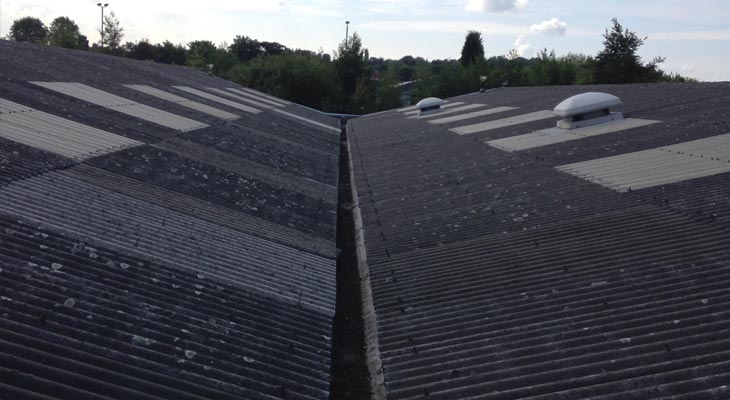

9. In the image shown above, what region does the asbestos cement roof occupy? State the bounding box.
[349,82,730,399]
[0,40,340,399]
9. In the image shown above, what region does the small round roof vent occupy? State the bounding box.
[416,97,445,116]
[554,92,623,130]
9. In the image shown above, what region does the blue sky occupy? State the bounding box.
[2,0,729,81]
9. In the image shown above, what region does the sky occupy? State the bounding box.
[1,0,729,81]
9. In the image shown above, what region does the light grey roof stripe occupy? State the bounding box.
[402,102,465,116]
[408,103,488,119]
[0,172,337,313]
[0,98,142,160]
[450,110,556,135]
[556,133,730,192]
[428,106,519,124]
[272,109,341,134]
[205,87,275,109]
[240,87,292,105]
[172,86,262,114]
[124,85,240,120]
[226,88,288,107]
[30,82,208,132]
[488,118,661,152]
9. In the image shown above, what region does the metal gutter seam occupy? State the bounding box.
[346,122,387,400]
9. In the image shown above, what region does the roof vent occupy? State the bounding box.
[417,97,445,116]
[554,92,623,130]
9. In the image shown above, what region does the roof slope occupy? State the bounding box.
[349,83,730,399]
[0,40,340,399]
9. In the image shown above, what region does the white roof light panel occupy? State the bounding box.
[0,98,142,160]
[226,88,288,107]
[240,87,292,105]
[554,92,621,118]
[205,87,275,109]
[125,85,240,121]
[272,109,341,134]
[450,110,556,135]
[488,118,660,152]
[30,82,208,132]
[403,102,465,116]
[429,106,519,125]
[556,133,730,192]
[409,103,488,119]
[173,86,262,114]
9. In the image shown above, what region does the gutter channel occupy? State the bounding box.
[329,121,386,400]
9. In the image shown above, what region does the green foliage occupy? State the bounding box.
[594,18,662,83]
[125,39,157,60]
[154,41,187,65]
[48,17,86,49]
[186,40,218,70]
[334,32,369,99]
[9,17,48,44]
[227,52,341,111]
[376,67,405,111]
[100,12,124,52]
[460,30,485,66]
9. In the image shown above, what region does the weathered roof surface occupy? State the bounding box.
[349,82,730,399]
[0,40,340,399]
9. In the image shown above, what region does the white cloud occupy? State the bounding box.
[513,35,531,56]
[530,18,567,36]
[466,0,529,13]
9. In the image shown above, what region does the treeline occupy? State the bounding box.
[7,15,694,114]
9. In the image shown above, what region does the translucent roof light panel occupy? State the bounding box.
[0,98,142,160]
[125,85,240,121]
[225,88,288,108]
[488,118,660,152]
[172,86,262,114]
[556,133,730,192]
[30,82,208,132]
[450,110,556,135]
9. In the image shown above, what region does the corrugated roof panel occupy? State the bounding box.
[408,103,488,119]
[0,172,336,313]
[557,133,730,192]
[0,98,142,160]
[30,82,208,132]
[124,85,240,121]
[488,118,661,152]
[450,110,556,135]
[172,86,262,114]
[428,106,519,125]
[225,88,288,108]
[272,109,341,134]
[205,87,275,110]
[240,87,292,105]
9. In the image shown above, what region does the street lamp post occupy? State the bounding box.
[345,21,350,49]
[97,3,109,48]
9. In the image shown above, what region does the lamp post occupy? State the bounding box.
[345,21,350,49]
[97,3,109,48]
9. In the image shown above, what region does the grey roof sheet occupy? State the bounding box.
[0,39,339,399]
[349,82,730,399]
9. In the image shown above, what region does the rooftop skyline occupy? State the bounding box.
[2,0,729,81]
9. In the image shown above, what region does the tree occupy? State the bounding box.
[100,11,124,52]
[334,32,369,111]
[229,35,261,63]
[460,30,485,66]
[186,40,218,70]
[127,39,156,60]
[154,41,187,65]
[48,17,87,49]
[594,18,662,83]
[227,52,341,111]
[9,17,48,44]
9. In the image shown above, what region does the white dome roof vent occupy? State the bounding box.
[416,97,445,116]
[554,92,623,130]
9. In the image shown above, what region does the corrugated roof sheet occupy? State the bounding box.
[349,82,730,399]
[0,40,339,399]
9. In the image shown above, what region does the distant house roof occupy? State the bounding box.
[0,40,340,399]
[348,82,730,399]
